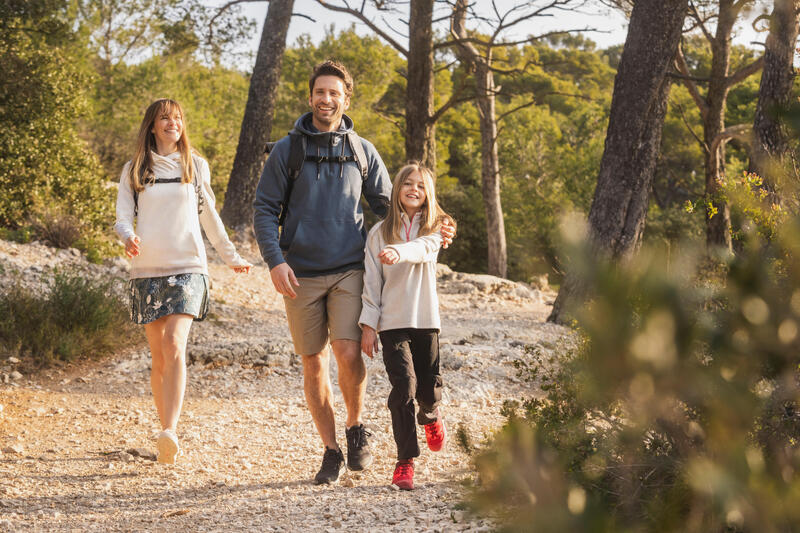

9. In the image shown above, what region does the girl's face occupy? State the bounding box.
[398,170,427,214]
[151,109,182,152]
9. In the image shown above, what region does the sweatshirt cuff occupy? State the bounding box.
[114,223,135,243]
[358,307,380,331]
[265,251,286,271]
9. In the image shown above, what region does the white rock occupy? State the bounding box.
[2,444,23,455]
[7,357,19,364]
[9,371,22,381]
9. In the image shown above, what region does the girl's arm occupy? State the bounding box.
[196,157,251,269]
[358,229,385,331]
[113,162,136,243]
[384,232,442,264]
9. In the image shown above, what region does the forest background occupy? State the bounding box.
[2,0,777,284]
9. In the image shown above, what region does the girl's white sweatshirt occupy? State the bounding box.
[114,151,248,279]
[359,212,442,332]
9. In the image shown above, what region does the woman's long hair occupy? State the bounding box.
[128,99,194,192]
[381,162,453,245]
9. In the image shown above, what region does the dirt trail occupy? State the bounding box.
[0,241,569,532]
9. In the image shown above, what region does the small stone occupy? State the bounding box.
[9,371,22,381]
[2,444,23,455]
[119,451,134,462]
[7,357,19,364]
[127,448,156,461]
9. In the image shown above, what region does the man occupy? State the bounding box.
[253,60,390,485]
[255,60,454,485]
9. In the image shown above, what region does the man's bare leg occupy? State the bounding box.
[331,339,366,428]
[302,347,339,450]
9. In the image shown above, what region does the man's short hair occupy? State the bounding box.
[309,60,353,98]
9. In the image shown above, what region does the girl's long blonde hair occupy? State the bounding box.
[128,98,195,192]
[381,161,454,245]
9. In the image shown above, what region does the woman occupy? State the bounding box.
[114,98,251,464]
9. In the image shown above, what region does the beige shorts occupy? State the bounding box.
[283,269,364,356]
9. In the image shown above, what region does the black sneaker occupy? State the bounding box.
[314,447,345,485]
[345,424,373,471]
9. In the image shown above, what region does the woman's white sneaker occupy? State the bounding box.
[156,429,180,464]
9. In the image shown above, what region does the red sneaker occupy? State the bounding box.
[392,459,414,490]
[424,418,446,452]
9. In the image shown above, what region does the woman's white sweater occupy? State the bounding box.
[359,213,442,332]
[114,151,248,279]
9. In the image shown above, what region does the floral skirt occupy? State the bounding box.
[129,274,209,325]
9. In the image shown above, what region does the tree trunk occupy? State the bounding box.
[405,0,436,170]
[220,0,294,235]
[451,0,506,277]
[703,0,737,253]
[748,0,800,200]
[548,0,688,324]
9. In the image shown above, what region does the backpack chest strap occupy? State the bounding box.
[304,155,359,164]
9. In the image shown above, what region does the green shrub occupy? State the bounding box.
[472,215,800,532]
[0,269,138,365]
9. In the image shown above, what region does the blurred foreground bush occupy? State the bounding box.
[0,269,137,366]
[472,204,800,531]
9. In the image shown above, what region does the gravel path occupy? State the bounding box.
[0,239,569,532]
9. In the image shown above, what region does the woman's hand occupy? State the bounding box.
[125,235,141,258]
[231,264,251,274]
[378,248,399,265]
[361,325,379,358]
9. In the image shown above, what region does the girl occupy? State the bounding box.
[359,162,452,490]
[114,98,251,464]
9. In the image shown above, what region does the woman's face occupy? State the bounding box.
[151,109,182,152]
[398,170,427,214]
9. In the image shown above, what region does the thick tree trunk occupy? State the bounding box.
[475,62,507,278]
[451,0,506,277]
[548,0,688,324]
[703,0,737,253]
[749,0,800,199]
[405,0,436,170]
[220,0,294,235]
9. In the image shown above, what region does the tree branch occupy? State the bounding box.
[674,44,709,121]
[670,96,707,153]
[726,55,764,87]
[688,0,715,44]
[710,123,752,156]
[311,0,408,56]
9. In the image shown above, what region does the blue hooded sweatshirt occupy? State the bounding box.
[253,112,392,277]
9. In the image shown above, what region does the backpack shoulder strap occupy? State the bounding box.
[191,153,204,215]
[286,131,306,181]
[278,132,307,227]
[345,131,369,181]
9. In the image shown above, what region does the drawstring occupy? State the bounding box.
[339,136,345,179]
[316,145,320,180]
[403,218,412,242]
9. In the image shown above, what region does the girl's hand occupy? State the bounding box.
[231,264,251,274]
[441,218,456,249]
[378,248,399,265]
[125,235,141,258]
[361,326,379,358]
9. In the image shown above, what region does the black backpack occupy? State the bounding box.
[133,154,204,217]
[265,130,369,227]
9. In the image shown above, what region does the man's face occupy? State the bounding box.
[309,75,350,132]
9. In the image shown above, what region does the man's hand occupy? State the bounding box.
[125,235,141,258]
[361,325,378,358]
[378,247,400,265]
[441,217,456,249]
[270,263,300,298]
